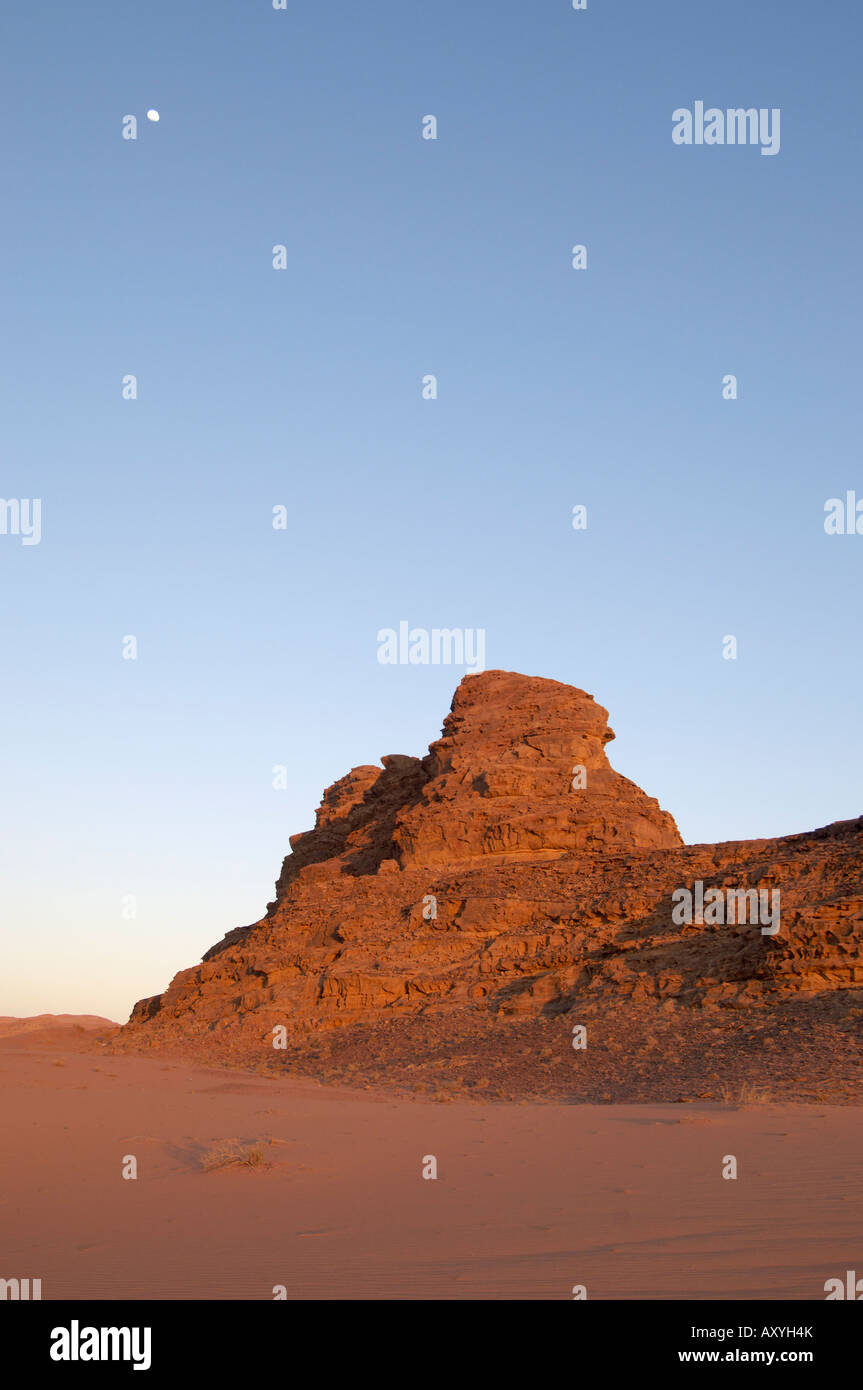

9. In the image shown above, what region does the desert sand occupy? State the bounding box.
[2,1033,860,1301]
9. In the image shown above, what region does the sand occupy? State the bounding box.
[1,1036,860,1300]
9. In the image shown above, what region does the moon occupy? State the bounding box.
[146,110,160,122]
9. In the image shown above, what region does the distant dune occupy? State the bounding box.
[0,1014,119,1038]
[0,1015,120,1051]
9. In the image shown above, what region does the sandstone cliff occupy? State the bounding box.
[118,671,863,1102]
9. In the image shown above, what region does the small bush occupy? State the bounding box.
[719,1081,771,1106]
[201,1139,268,1172]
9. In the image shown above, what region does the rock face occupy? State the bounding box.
[118,671,863,1102]
[272,672,681,891]
[392,671,681,867]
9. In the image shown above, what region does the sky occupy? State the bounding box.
[1,0,861,1020]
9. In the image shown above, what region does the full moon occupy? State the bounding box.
[146,110,160,122]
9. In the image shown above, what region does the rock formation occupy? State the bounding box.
[117,671,863,1102]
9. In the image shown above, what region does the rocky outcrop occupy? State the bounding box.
[269,672,681,890]
[118,671,863,1100]
[390,671,682,867]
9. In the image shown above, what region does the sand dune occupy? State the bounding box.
[1,1041,860,1300]
[0,1015,118,1038]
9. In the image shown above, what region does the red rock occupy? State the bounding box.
[117,671,863,1102]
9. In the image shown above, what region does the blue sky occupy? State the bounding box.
[2,0,861,1018]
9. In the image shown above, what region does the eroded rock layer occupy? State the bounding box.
[117,671,863,1101]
